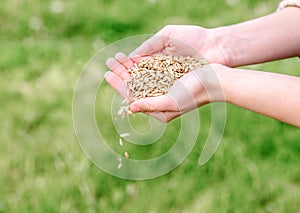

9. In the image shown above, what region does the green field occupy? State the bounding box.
[1,0,300,212]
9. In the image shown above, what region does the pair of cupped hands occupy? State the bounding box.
[105,25,227,122]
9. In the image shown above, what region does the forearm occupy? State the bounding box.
[216,66,300,127]
[214,7,300,67]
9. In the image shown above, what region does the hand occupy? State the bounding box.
[130,25,229,66]
[129,64,226,122]
[105,52,140,98]
[105,52,225,122]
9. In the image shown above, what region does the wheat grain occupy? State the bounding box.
[124,151,129,159]
[119,137,123,146]
[120,133,130,138]
[117,156,123,169]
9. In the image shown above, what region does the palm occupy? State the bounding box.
[132,25,226,65]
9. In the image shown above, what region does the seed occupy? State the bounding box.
[127,109,133,115]
[120,133,130,138]
[117,107,125,115]
[146,92,163,97]
[119,137,123,146]
[117,157,123,169]
[122,98,129,104]
[124,151,129,159]
[117,162,122,169]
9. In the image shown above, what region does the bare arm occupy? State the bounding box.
[126,64,300,127]
[216,66,300,127]
[129,7,300,68]
[216,7,300,67]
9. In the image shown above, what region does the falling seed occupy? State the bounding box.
[122,98,130,104]
[117,157,123,169]
[124,151,129,159]
[118,107,124,115]
[117,162,122,169]
[121,111,126,118]
[120,133,130,138]
[127,109,133,115]
[119,137,123,146]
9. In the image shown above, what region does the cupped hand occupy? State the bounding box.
[105,52,179,122]
[105,52,226,122]
[130,25,228,66]
[105,52,147,99]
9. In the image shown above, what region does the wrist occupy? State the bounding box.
[208,27,235,67]
[198,64,230,104]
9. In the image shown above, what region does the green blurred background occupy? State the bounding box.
[1,0,300,212]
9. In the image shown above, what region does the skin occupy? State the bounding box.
[105,7,300,127]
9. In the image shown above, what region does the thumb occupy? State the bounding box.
[129,34,165,57]
[129,95,178,113]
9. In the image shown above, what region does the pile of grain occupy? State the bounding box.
[125,54,208,102]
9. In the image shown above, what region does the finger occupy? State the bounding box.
[129,55,152,64]
[166,71,204,113]
[106,57,131,80]
[129,95,178,113]
[129,54,144,63]
[145,111,180,123]
[129,34,165,57]
[104,71,128,98]
[115,52,134,69]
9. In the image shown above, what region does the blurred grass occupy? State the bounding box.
[1,0,300,212]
